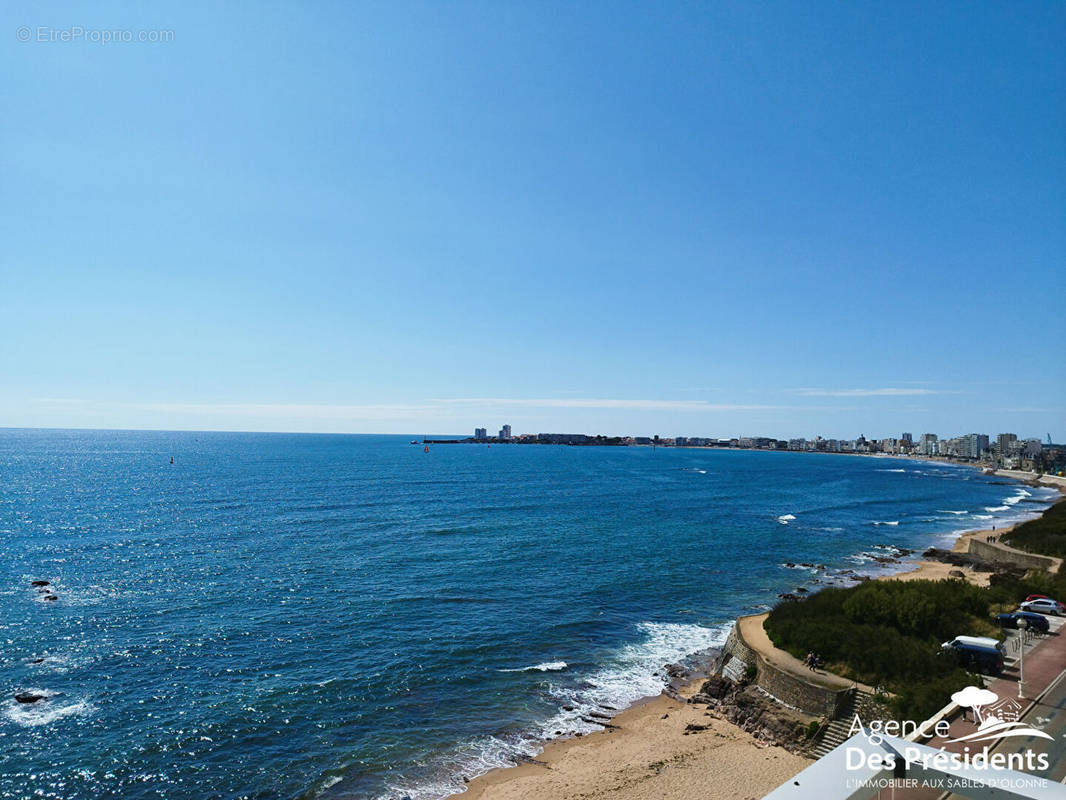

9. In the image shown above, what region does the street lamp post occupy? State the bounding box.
[1017,618,1027,699]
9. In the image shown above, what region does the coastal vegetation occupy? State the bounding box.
[1001,498,1066,558]
[767,504,1066,723]
[765,579,989,720]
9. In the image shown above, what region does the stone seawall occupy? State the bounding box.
[967,537,1057,571]
[719,619,853,719]
[993,469,1066,491]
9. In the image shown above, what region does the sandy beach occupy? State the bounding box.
[885,524,1000,587]
[460,510,1057,800]
[463,680,810,800]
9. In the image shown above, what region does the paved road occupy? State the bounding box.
[984,658,1066,784]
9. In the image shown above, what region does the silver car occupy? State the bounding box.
[1020,598,1066,616]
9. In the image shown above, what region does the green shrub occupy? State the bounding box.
[891,669,974,722]
[1001,499,1066,558]
[765,578,995,719]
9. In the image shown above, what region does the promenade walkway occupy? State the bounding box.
[739,613,875,693]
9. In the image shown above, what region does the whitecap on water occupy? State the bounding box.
[776,514,796,525]
[3,692,94,727]
[498,661,568,673]
[870,521,900,526]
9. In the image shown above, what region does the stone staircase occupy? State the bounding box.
[808,688,870,758]
[721,654,749,683]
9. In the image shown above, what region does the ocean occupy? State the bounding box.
[0,429,1057,799]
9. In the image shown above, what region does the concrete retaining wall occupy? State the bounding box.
[993,469,1066,490]
[968,538,1056,571]
[720,621,852,719]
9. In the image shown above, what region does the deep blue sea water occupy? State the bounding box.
[0,430,1058,800]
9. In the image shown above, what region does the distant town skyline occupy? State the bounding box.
[456,427,1064,471]
[4,3,1064,440]
[1,391,1063,441]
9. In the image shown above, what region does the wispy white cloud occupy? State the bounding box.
[123,398,785,418]
[431,398,783,411]
[129,402,438,420]
[788,387,954,398]
[996,406,1066,414]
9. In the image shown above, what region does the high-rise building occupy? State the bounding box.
[901,433,913,443]
[918,433,937,455]
[499,424,512,440]
[474,427,488,440]
[996,433,1018,458]
[961,433,986,460]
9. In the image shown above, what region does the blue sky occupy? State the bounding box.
[3,1,1064,439]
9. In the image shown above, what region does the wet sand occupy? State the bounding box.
[462,680,810,800]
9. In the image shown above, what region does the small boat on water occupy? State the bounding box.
[410,440,420,445]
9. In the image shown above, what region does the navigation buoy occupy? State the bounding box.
[424,445,429,453]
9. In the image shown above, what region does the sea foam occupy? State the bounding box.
[498,661,568,673]
[3,692,94,727]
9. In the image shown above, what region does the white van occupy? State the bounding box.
[941,635,1004,653]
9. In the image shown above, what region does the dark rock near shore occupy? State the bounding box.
[689,675,812,752]
[14,692,46,704]
[690,675,732,702]
[949,569,966,578]
[921,548,1026,578]
[663,663,687,679]
[31,580,50,587]
[777,593,800,601]
[43,595,58,601]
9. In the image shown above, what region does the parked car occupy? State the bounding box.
[1025,594,1052,602]
[942,640,1005,675]
[995,611,1050,633]
[1020,598,1065,616]
[942,635,1005,654]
